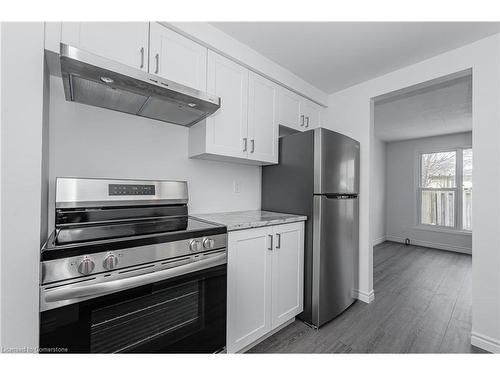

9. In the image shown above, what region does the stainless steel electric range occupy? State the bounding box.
[39,178,227,353]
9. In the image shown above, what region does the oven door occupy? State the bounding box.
[40,256,226,353]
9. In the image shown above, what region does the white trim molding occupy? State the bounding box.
[386,235,471,255]
[471,331,500,353]
[353,289,375,304]
[372,236,387,246]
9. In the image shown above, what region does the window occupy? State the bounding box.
[418,148,472,231]
[462,148,472,230]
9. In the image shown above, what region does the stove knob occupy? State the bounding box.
[189,240,202,252]
[77,257,95,275]
[103,253,118,270]
[203,238,215,249]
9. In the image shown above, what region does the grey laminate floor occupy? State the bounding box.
[249,241,485,353]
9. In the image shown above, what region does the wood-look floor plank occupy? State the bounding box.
[249,242,480,354]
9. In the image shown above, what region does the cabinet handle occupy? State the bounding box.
[306,116,310,128]
[300,114,305,127]
[250,139,255,153]
[155,53,159,74]
[243,138,248,152]
[140,47,144,69]
[276,233,281,249]
[268,234,273,250]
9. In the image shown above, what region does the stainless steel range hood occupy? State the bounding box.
[59,43,221,127]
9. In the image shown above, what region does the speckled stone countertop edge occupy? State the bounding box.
[192,210,307,232]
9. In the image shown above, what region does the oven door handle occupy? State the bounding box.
[44,253,226,303]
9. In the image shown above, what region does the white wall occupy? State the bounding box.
[48,75,261,233]
[372,137,386,245]
[385,132,472,254]
[0,22,45,351]
[325,34,500,352]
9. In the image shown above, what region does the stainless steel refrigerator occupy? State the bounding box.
[262,128,359,328]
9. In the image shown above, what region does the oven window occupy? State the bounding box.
[90,280,203,353]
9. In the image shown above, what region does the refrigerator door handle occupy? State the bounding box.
[324,194,359,200]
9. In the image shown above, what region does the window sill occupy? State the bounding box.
[414,225,472,236]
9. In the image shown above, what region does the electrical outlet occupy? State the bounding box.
[233,180,241,194]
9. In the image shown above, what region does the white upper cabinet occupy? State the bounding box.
[247,72,278,164]
[277,87,303,131]
[277,86,323,131]
[301,100,321,129]
[204,50,249,159]
[189,52,280,165]
[61,22,149,71]
[149,23,207,91]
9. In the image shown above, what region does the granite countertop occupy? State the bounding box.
[193,210,307,231]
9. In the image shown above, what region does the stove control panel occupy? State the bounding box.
[108,184,156,196]
[41,234,227,285]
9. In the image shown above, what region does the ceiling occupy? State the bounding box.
[374,75,472,142]
[210,22,500,93]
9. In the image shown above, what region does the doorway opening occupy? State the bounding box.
[369,69,474,352]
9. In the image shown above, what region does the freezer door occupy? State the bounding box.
[312,194,358,327]
[314,128,360,194]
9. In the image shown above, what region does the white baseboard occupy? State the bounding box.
[353,289,375,304]
[372,236,386,246]
[386,235,471,255]
[471,331,500,353]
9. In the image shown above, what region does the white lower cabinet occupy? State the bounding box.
[271,223,305,328]
[227,222,304,353]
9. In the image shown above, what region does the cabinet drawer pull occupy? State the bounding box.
[155,53,160,74]
[250,139,255,153]
[300,114,305,127]
[276,233,281,249]
[305,116,310,127]
[243,138,248,152]
[140,47,145,69]
[268,234,273,250]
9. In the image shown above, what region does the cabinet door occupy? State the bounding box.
[206,51,249,159]
[149,23,207,91]
[61,22,149,71]
[247,72,279,164]
[277,87,303,131]
[302,100,321,129]
[227,227,273,353]
[271,222,305,329]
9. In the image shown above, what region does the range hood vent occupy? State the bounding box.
[60,44,221,127]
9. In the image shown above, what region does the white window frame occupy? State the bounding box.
[416,146,472,234]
